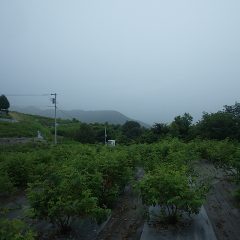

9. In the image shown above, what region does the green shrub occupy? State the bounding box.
[27,166,110,232]
[139,164,206,223]
[1,154,32,188]
[0,171,15,196]
[191,139,237,168]
[0,219,36,240]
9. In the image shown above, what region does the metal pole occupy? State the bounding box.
[104,127,107,145]
[51,93,57,145]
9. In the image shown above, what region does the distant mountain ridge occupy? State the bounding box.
[11,106,150,127]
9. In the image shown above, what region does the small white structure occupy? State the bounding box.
[107,140,116,147]
[37,130,43,140]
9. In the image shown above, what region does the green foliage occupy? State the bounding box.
[150,123,170,141]
[0,120,51,139]
[233,148,240,181]
[1,133,239,233]
[0,114,12,119]
[191,139,237,168]
[224,102,240,118]
[138,129,159,144]
[151,123,169,136]
[139,164,206,223]
[1,154,32,188]
[0,171,15,196]
[0,122,36,138]
[19,144,134,232]
[0,147,55,189]
[0,142,49,156]
[57,122,121,144]
[0,95,10,112]
[170,113,193,139]
[121,121,143,143]
[0,219,36,240]
[96,149,132,206]
[75,123,96,143]
[57,123,80,139]
[0,152,45,188]
[196,112,240,140]
[2,102,240,236]
[27,168,109,231]
[129,139,199,171]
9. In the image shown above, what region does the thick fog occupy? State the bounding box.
[1,0,240,124]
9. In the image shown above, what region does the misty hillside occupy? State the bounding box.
[11,106,149,127]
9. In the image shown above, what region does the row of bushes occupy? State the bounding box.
[128,138,240,222]
[1,138,240,237]
[0,143,135,234]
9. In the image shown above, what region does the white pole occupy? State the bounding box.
[51,93,57,145]
[105,127,107,145]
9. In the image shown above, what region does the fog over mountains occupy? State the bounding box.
[11,106,150,127]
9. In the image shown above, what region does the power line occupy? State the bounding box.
[4,94,51,97]
[3,92,58,145]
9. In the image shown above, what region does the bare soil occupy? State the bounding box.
[196,160,240,240]
[204,179,240,240]
[96,185,145,240]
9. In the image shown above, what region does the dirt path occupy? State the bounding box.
[96,168,145,240]
[96,187,145,240]
[204,179,240,240]
[195,160,240,240]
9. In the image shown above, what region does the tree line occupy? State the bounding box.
[57,102,240,144]
[2,94,240,143]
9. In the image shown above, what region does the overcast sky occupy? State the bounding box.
[1,0,240,124]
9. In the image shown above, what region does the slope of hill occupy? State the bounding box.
[0,111,52,138]
[11,106,150,127]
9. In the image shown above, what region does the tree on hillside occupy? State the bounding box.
[138,129,158,143]
[121,121,142,141]
[193,102,240,140]
[0,95,10,113]
[223,102,240,118]
[170,113,193,139]
[152,123,170,136]
[75,123,96,143]
[196,112,240,140]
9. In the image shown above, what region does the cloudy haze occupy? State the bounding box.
[1,0,240,124]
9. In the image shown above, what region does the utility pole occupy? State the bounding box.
[51,93,57,145]
[104,126,107,145]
